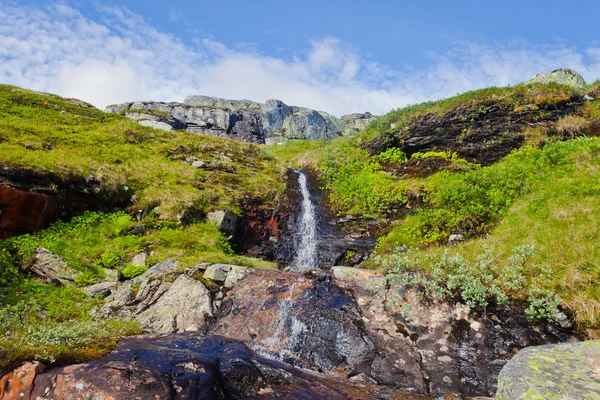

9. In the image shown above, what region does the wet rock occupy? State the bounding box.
[83,281,117,298]
[0,361,44,400]
[29,247,81,286]
[207,210,239,236]
[212,269,390,385]
[528,68,587,89]
[496,340,600,399]
[4,334,424,400]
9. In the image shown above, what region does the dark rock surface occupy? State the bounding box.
[361,97,583,165]
[10,334,426,400]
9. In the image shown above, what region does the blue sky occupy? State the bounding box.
[2,0,600,115]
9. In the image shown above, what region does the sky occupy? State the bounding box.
[1,0,600,116]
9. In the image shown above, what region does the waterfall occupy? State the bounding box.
[292,170,318,270]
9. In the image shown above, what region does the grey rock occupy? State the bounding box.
[106,95,376,144]
[527,68,587,89]
[496,341,600,399]
[207,210,239,236]
[135,258,180,283]
[102,268,119,282]
[282,109,340,140]
[223,265,248,289]
[131,252,147,267]
[184,263,210,276]
[261,99,291,136]
[29,247,81,286]
[137,274,212,333]
[183,95,260,111]
[448,233,465,244]
[341,112,376,135]
[203,264,236,283]
[83,281,117,298]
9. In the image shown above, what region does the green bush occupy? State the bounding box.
[120,264,148,280]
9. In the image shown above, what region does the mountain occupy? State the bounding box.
[106,96,376,144]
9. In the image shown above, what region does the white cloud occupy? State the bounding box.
[2,1,600,116]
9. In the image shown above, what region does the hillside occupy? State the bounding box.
[1,72,599,397]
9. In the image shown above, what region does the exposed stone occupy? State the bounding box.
[106,96,377,144]
[528,68,587,90]
[448,233,465,244]
[135,258,180,282]
[203,264,236,283]
[130,251,147,267]
[83,281,117,298]
[207,210,239,236]
[496,341,600,399]
[0,184,90,239]
[136,274,213,334]
[0,334,424,400]
[29,247,81,286]
[223,265,248,289]
[0,361,44,400]
[184,263,210,276]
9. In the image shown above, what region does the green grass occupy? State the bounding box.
[0,85,286,219]
[0,279,140,370]
[370,137,600,335]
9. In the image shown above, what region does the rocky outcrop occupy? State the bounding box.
[29,247,81,286]
[210,267,571,397]
[106,95,376,144]
[496,340,600,399]
[95,259,213,334]
[528,68,587,89]
[4,334,425,400]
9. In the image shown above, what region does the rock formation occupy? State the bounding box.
[105,95,376,144]
[528,68,588,90]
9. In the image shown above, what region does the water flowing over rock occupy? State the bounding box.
[5,334,424,400]
[106,95,376,144]
[291,171,319,270]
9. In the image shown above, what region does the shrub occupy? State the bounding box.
[556,115,587,138]
[120,264,148,280]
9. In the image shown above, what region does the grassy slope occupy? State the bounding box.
[0,85,282,370]
[0,85,285,218]
[269,82,600,336]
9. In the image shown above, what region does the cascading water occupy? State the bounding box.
[292,170,319,271]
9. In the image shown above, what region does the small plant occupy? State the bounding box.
[120,264,148,280]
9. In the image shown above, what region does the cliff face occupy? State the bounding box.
[105,96,376,144]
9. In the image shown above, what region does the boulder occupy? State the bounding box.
[282,109,340,140]
[496,340,600,399]
[130,251,147,267]
[223,265,248,289]
[0,361,44,400]
[528,68,587,89]
[136,258,180,282]
[137,274,213,333]
[83,281,117,298]
[207,210,239,236]
[341,112,376,135]
[1,334,423,400]
[203,263,236,283]
[29,247,81,286]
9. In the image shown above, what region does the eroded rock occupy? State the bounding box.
[29,247,81,286]
[0,361,44,400]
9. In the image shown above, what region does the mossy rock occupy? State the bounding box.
[528,68,587,90]
[496,340,600,399]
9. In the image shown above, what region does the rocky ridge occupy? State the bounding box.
[105,96,376,144]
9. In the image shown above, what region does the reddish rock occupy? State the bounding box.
[0,185,89,239]
[3,334,426,400]
[0,361,44,400]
